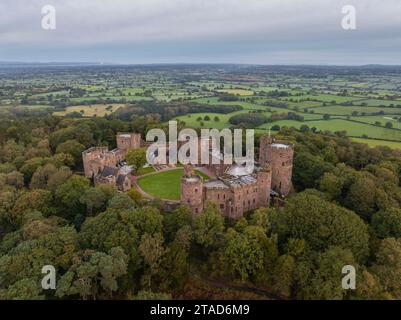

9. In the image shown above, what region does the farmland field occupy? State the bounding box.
[53,104,125,117]
[3,64,401,149]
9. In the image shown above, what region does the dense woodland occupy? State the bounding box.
[1,109,401,300]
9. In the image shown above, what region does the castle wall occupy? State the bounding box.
[83,147,110,178]
[257,166,272,207]
[231,184,259,218]
[204,186,232,216]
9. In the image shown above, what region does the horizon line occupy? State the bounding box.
[1,61,401,68]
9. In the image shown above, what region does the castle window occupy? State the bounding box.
[253,199,255,203]
[195,188,198,193]
[248,200,250,205]
[195,208,198,214]
[223,194,226,199]
[282,162,285,166]
[220,204,224,209]
[218,194,220,199]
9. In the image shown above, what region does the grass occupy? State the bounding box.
[258,119,401,141]
[288,94,362,103]
[53,104,125,117]
[216,89,254,96]
[312,106,401,115]
[137,168,209,200]
[357,99,401,107]
[351,138,401,149]
[136,166,156,175]
[348,115,401,129]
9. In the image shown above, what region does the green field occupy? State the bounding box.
[351,138,401,149]
[137,168,210,200]
[216,89,254,96]
[348,115,401,129]
[258,119,401,141]
[283,94,363,103]
[312,106,401,115]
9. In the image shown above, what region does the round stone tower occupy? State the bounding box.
[180,165,204,215]
[259,135,294,196]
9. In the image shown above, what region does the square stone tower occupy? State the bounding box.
[83,147,114,178]
[116,133,141,153]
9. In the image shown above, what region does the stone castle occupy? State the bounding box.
[181,136,294,218]
[82,132,294,219]
[82,133,141,192]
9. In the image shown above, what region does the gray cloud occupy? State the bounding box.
[0,0,400,64]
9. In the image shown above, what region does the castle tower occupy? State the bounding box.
[259,135,272,167]
[82,147,110,178]
[259,135,294,196]
[116,133,141,153]
[180,165,204,215]
[257,164,272,207]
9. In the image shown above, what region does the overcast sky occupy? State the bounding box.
[0,0,400,65]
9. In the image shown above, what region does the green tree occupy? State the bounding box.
[107,193,135,210]
[55,175,90,218]
[372,207,401,238]
[271,254,295,298]
[193,203,224,249]
[345,177,376,220]
[79,210,140,267]
[4,278,44,300]
[56,247,128,299]
[279,192,369,262]
[371,238,401,299]
[80,186,116,215]
[126,148,147,173]
[139,233,166,289]
[12,189,53,225]
[56,139,85,168]
[293,152,333,190]
[296,246,357,300]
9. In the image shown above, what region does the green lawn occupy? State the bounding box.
[137,168,209,200]
[136,166,156,175]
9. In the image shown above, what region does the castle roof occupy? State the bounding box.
[204,180,229,189]
[204,174,257,190]
[226,163,254,176]
[271,143,290,149]
[100,166,118,177]
[225,175,257,187]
